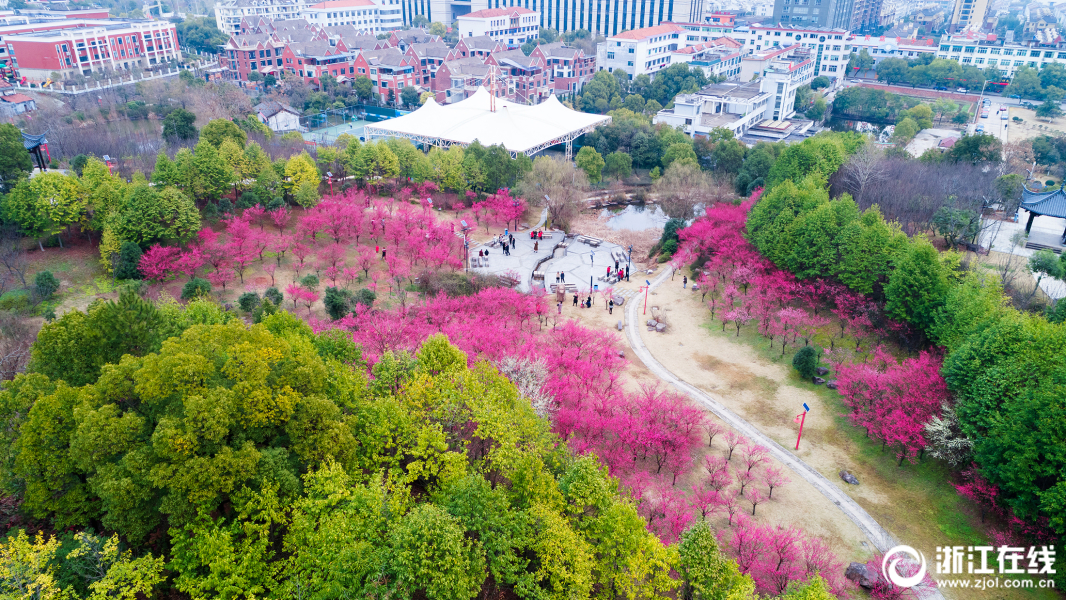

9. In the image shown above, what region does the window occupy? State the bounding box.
[988,59,998,66]
[627,60,633,66]
[977,47,987,54]
[1031,50,1041,57]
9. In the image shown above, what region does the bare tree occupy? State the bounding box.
[0,226,28,292]
[0,312,38,381]
[839,145,886,204]
[517,156,589,231]
[655,160,731,220]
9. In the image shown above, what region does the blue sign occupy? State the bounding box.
[646,280,651,286]
[803,403,810,412]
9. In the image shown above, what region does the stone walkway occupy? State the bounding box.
[625,267,946,600]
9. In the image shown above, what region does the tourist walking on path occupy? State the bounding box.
[607,267,611,278]
[609,299,614,314]
[625,267,629,282]
[510,236,515,249]
[534,241,538,253]
[683,275,687,289]
[561,272,565,283]
[557,301,562,314]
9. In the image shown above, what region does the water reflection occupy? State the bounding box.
[600,204,670,231]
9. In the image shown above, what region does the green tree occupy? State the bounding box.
[603,151,633,179]
[200,118,248,148]
[932,206,980,249]
[114,241,142,279]
[792,346,819,380]
[947,133,1002,165]
[884,239,951,335]
[661,142,699,170]
[0,123,33,193]
[162,108,198,142]
[1036,100,1063,120]
[1,172,86,251]
[400,85,420,108]
[285,152,321,202]
[110,185,200,247]
[354,75,374,102]
[192,140,235,201]
[876,57,910,84]
[678,519,752,600]
[575,146,605,183]
[389,504,485,600]
[892,117,920,143]
[34,271,59,301]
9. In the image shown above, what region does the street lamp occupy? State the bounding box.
[627,244,633,281]
[590,250,595,292]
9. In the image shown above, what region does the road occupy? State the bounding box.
[969,98,1011,143]
[624,266,946,600]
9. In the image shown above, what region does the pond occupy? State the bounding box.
[600,204,670,231]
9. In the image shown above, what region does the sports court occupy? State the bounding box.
[301,120,372,145]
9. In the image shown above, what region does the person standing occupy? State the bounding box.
[615,260,619,271]
[382,248,387,260]
[573,293,579,306]
[625,267,629,282]
[606,266,611,278]
[683,275,688,289]
[534,241,538,253]
[557,301,562,314]
[608,299,614,314]
[561,272,565,283]
[511,236,516,249]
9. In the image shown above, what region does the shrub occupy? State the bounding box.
[354,288,376,308]
[34,271,59,301]
[181,277,212,300]
[115,242,143,280]
[0,289,31,312]
[218,197,234,215]
[238,291,261,313]
[264,196,285,211]
[323,287,353,320]
[300,274,319,291]
[264,287,283,306]
[252,297,278,323]
[202,202,220,223]
[661,239,678,256]
[237,190,259,209]
[792,346,819,381]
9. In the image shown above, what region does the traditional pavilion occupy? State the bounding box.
[1021,185,1066,243]
[21,131,48,171]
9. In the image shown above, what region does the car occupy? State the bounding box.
[981,112,989,118]
[957,87,968,93]
[976,125,985,132]
[1001,113,1009,120]
[982,98,992,105]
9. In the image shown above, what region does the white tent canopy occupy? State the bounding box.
[363,87,611,159]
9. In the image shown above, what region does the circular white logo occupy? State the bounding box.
[882,545,928,588]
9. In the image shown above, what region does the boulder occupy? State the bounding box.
[691,283,700,291]
[616,320,624,331]
[647,319,658,327]
[840,470,860,485]
[826,380,838,390]
[813,377,826,385]
[617,349,625,357]
[845,562,879,589]
[656,323,667,333]
[816,367,830,376]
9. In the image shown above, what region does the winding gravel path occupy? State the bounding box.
[624,267,947,599]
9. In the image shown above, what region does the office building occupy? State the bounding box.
[302,0,403,32]
[406,0,701,38]
[456,6,539,47]
[771,0,853,30]
[731,23,851,78]
[948,0,990,31]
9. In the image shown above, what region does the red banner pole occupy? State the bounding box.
[795,411,807,450]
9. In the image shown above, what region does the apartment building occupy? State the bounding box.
[738,45,815,119]
[771,0,855,29]
[530,41,594,92]
[652,79,772,137]
[948,0,990,31]
[456,6,539,48]
[216,0,310,35]
[484,48,551,102]
[935,30,1066,76]
[302,0,403,32]
[846,34,937,64]
[731,24,851,78]
[670,38,742,79]
[2,18,180,80]
[596,23,684,79]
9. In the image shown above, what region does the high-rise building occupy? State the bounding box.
[948,0,990,31]
[771,0,853,30]
[402,0,701,37]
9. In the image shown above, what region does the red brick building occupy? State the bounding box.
[1,19,181,81]
[530,42,594,93]
[484,49,549,104]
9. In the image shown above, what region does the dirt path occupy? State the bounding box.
[626,267,947,600]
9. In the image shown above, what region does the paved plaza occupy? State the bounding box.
[468,230,640,295]
[980,211,1066,300]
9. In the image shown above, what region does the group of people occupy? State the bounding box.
[608,263,630,282]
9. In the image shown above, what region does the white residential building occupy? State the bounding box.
[215,0,311,35]
[935,30,1066,76]
[846,33,939,63]
[596,23,684,79]
[456,7,539,48]
[731,23,852,78]
[670,38,743,79]
[302,0,402,32]
[739,45,815,119]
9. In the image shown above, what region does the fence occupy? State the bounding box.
[15,56,218,96]
[298,103,410,131]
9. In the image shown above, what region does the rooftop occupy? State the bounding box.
[698,80,765,99]
[461,6,537,18]
[609,23,683,41]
